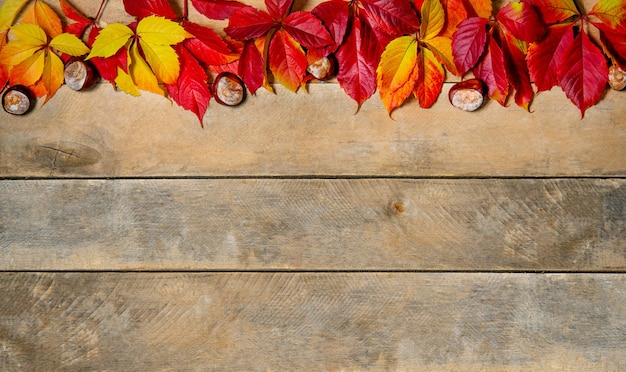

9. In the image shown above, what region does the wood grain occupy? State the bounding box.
[1,178,624,271]
[1,272,624,371]
[2,83,625,177]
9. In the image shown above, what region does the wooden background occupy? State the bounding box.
[1,0,625,370]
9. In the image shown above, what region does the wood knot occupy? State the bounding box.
[391,202,404,214]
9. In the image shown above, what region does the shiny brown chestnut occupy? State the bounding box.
[2,85,34,115]
[213,72,246,107]
[64,57,97,91]
[448,78,487,112]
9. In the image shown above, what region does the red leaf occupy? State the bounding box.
[268,30,307,92]
[497,2,546,42]
[183,22,239,65]
[335,17,378,109]
[452,17,489,75]
[283,11,335,49]
[0,65,8,91]
[238,41,265,94]
[523,0,579,25]
[527,23,574,92]
[224,6,274,40]
[166,46,211,125]
[501,32,534,110]
[474,35,508,105]
[191,0,247,20]
[265,0,292,20]
[359,0,420,36]
[557,30,608,117]
[123,0,177,20]
[311,0,349,48]
[59,0,93,37]
[87,27,128,86]
[414,48,445,108]
[596,23,626,69]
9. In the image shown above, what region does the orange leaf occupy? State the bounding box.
[414,47,445,108]
[40,51,64,103]
[22,0,63,37]
[10,49,45,87]
[376,35,419,114]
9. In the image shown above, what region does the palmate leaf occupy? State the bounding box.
[527,23,573,92]
[269,30,307,92]
[86,23,134,59]
[376,35,419,113]
[557,30,608,117]
[452,17,488,75]
[166,45,211,125]
[59,0,93,37]
[129,42,165,96]
[40,51,64,104]
[497,2,545,42]
[0,0,29,31]
[22,0,62,37]
[524,0,579,24]
[191,0,248,20]
[123,0,177,20]
[474,35,508,105]
[589,0,626,30]
[414,47,445,108]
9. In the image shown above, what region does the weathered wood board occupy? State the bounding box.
[1,273,625,371]
[1,84,625,177]
[1,178,625,271]
[1,0,626,369]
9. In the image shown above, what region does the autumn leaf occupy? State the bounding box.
[191,0,248,20]
[225,0,334,92]
[376,0,454,114]
[0,23,89,102]
[123,0,178,20]
[0,0,31,89]
[59,0,94,37]
[87,16,190,87]
[525,0,619,115]
[22,0,63,38]
[313,0,419,109]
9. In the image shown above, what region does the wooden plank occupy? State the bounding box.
[0,272,624,370]
[1,83,625,177]
[1,178,624,271]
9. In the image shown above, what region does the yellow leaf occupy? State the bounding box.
[10,49,45,86]
[136,15,190,46]
[10,23,47,46]
[424,36,458,75]
[22,0,62,37]
[421,0,446,41]
[50,33,90,56]
[0,41,41,66]
[139,40,179,85]
[376,35,419,114]
[0,0,29,30]
[115,67,141,96]
[86,23,133,59]
[129,43,165,96]
[41,51,64,104]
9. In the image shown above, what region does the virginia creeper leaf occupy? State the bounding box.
[41,51,64,104]
[22,0,62,37]
[527,23,574,92]
[238,41,265,94]
[266,0,293,20]
[474,35,508,105]
[183,22,239,65]
[310,0,349,48]
[421,0,445,40]
[123,0,177,20]
[135,15,190,46]
[10,23,47,46]
[268,30,307,92]
[10,49,45,87]
[283,12,335,49]
[377,35,419,113]
[49,32,90,56]
[589,0,626,30]
[497,2,545,42]
[415,47,445,108]
[129,42,165,96]
[224,6,274,40]
[501,32,533,110]
[424,36,458,75]
[452,17,488,74]
[166,45,211,125]
[87,27,128,85]
[59,0,93,37]
[557,30,608,117]
[0,0,28,30]
[115,67,140,96]
[523,0,579,24]
[359,0,420,36]
[191,0,248,20]
[87,23,134,59]
[139,41,180,85]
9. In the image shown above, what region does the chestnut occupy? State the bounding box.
[64,57,97,91]
[2,85,34,115]
[306,55,336,80]
[213,72,246,107]
[608,64,626,91]
[448,78,487,112]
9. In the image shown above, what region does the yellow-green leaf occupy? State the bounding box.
[0,41,41,66]
[0,0,29,30]
[115,67,141,96]
[129,43,165,96]
[424,36,458,75]
[10,23,47,46]
[139,40,179,85]
[86,23,133,59]
[50,32,89,56]
[421,0,445,41]
[376,35,420,114]
[22,0,62,37]
[10,49,45,86]
[136,15,190,46]
[41,51,64,104]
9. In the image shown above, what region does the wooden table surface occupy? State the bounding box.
[1,0,625,370]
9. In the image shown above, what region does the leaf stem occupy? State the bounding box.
[183,0,189,21]
[94,0,108,25]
